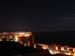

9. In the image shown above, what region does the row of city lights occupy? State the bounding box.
[1,32,75,56]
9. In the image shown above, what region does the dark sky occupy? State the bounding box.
[0,0,74,32]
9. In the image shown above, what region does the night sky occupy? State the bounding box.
[0,0,74,32]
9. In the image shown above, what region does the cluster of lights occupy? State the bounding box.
[16,32,32,37]
[48,45,75,56]
[15,32,32,42]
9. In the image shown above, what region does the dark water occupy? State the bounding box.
[34,31,75,47]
